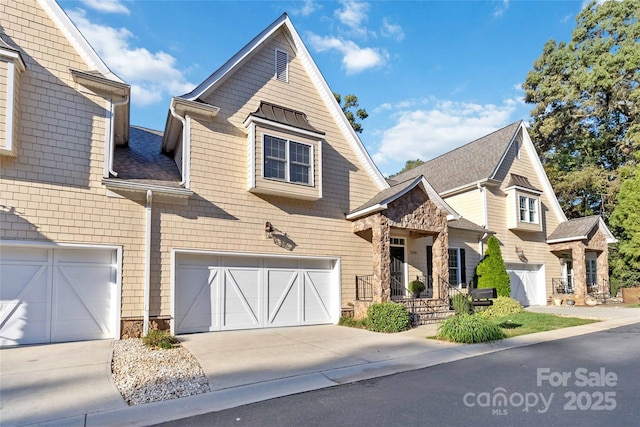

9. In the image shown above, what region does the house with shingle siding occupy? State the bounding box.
[0,0,615,347]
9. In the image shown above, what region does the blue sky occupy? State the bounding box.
[58,0,597,176]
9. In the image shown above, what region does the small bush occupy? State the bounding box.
[436,314,506,343]
[143,329,179,349]
[367,302,411,333]
[479,297,524,318]
[338,316,368,329]
[408,280,426,297]
[451,293,473,315]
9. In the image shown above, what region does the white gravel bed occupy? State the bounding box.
[112,339,210,405]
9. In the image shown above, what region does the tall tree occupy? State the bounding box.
[389,159,425,178]
[523,0,639,219]
[334,93,368,133]
[609,162,640,291]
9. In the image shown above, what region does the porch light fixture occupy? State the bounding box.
[265,221,274,239]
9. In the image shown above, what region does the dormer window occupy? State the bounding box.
[244,102,324,200]
[519,195,538,224]
[264,135,312,185]
[506,174,542,232]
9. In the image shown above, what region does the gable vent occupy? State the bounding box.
[275,49,288,83]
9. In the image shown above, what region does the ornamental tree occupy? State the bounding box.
[475,236,511,297]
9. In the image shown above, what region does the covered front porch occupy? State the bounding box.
[547,216,616,305]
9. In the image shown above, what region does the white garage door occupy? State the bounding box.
[0,246,118,347]
[175,253,338,334]
[506,263,546,306]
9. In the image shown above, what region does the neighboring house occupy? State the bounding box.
[0,1,615,347]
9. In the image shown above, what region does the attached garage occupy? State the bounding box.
[506,263,546,306]
[173,252,340,334]
[0,244,120,347]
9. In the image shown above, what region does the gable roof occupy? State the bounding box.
[37,0,123,84]
[547,215,617,244]
[179,13,387,191]
[389,121,522,193]
[346,175,459,220]
[448,217,494,235]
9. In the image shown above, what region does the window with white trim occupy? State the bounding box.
[448,248,466,286]
[264,135,312,185]
[275,49,288,83]
[519,195,538,224]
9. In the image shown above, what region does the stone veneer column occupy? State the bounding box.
[573,244,587,304]
[596,250,609,294]
[372,214,391,303]
[432,229,449,300]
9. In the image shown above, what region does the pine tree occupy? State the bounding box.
[475,236,511,297]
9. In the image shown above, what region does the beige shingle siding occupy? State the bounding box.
[0,61,6,144]
[449,230,483,286]
[149,30,381,313]
[488,129,561,296]
[1,0,145,317]
[444,190,484,227]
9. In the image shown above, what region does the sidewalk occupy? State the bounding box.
[2,306,638,427]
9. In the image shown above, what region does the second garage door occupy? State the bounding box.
[174,253,339,334]
[506,263,546,306]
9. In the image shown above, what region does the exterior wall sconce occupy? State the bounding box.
[265,221,273,239]
[515,246,528,263]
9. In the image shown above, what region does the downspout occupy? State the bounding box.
[169,104,190,187]
[143,189,152,336]
[108,95,130,177]
[477,183,488,255]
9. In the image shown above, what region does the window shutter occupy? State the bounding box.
[275,49,288,82]
[426,246,433,279]
[460,249,466,284]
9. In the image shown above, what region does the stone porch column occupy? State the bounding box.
[573,244,587,304]
[596,250,610,294]
[372,214,391,303]
[432,229,449,300]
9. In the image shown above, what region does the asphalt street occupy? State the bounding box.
[153,322,640,427]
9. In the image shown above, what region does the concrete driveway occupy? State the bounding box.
[0,340,126,426]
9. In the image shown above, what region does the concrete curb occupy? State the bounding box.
[24,314,638,427]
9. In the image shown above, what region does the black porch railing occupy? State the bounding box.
[355,274,373,301]
[552,278,573,294]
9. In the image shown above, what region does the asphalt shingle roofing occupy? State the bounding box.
[389,121,522,193]
[113,126,182,186]
[548,215,601,242]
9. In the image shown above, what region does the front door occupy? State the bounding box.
[390,246,405,298]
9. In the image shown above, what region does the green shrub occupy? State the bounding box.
[479,297,524,318]
[451,293,473,315]
[338,316,367,329]
[366,302,411,333]
[408,280,426,297]
[475,236,511,297]
[143,329,179,349]
[436,314,506,343]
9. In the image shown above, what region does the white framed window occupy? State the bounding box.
[519,195,538,224]
[275,48,288,83]
[448,248,466,287]
[263,134,312,185]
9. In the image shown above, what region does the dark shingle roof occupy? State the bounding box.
[349,178,418,215]
[247,101,324,135]
[507,174,541,192]
[548,216,601,242]
[112,126,182,185]
[389,121,522,193]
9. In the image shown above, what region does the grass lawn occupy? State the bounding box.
[493,311,599,338]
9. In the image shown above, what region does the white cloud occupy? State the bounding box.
[292,0,320,17]
[373,98,518,165]
[67,9,194,106]
[493,0,510,18]
[80,0,129,15]
[381,18,405,41]
[582,0,621,7]
[335,1,370,30]
[307,33,388,74]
